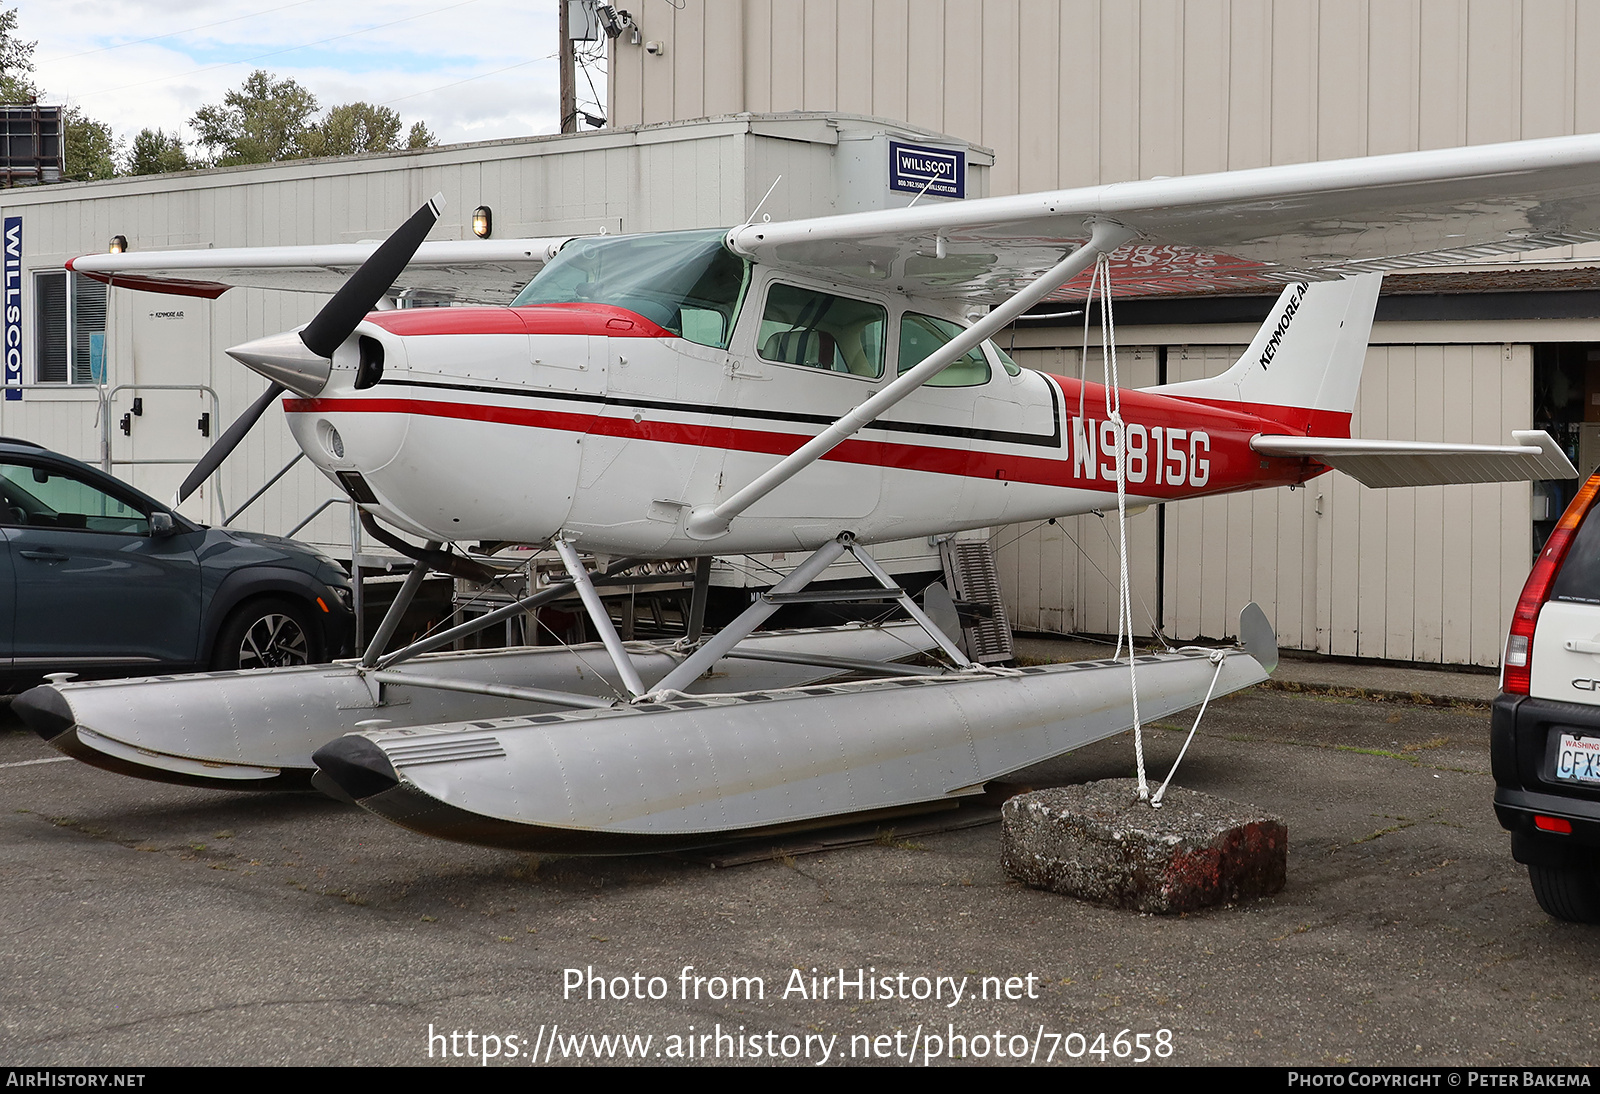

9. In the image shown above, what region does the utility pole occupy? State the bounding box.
[559,1,577,134]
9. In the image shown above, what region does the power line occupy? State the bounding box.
[382,56,548,105]
[39,1,323,63]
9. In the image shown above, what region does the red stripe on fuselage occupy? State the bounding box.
[364,302,676,338]
[286,391,1321,500]
[1039,372,1349,437]
[1167,397,1352,438]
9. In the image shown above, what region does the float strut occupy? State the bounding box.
[359,542,440,668]
[844,541,974,668]
[374,556,639,670]
[553,538,646,698]
[648,536,851,696]
[686,556,712,643]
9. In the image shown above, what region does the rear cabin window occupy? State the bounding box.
[992,341,1023,376]
[898,313,991,387]
[757,284,886,378]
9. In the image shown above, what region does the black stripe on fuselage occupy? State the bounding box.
[380,375,1063,448]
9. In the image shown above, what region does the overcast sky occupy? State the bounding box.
[18,0,605,152]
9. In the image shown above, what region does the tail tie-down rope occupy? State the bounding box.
[1085,253,1229,808]
[1083,254,1147,802]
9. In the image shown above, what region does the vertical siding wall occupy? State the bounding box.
[613,0,1600,192]
[995,342,1532,665]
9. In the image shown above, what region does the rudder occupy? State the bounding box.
[1146,273,1382,436]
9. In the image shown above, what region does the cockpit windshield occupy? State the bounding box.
[512,229,750,349]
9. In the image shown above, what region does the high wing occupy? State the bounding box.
[727,132,1600,301]
[66,237,571,305]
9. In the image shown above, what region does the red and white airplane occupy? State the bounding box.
[23,132,1596,852]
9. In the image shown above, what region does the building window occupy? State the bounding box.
[34,271,106,384]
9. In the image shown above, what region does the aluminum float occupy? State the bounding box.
[313,606,1278,854]
[15,622,940,791]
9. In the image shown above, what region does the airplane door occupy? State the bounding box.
[874,311,988,525]
[726,281,884,521]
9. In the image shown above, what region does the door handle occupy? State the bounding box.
[18,549,66,562]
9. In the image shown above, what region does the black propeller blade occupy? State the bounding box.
[175,381,286,505]
[299,193,443,358]
[176,193,446,506]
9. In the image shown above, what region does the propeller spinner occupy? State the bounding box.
[174,194,446,505]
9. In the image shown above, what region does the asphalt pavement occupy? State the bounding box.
[1,641,1593,1068]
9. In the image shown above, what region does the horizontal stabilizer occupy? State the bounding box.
[1251,429,1576,488]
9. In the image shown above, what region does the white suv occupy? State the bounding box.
[1495,470,1600,921]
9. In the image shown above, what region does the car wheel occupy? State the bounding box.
[1527,863,1600,923]
[212,598,320,670]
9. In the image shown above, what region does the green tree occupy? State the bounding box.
[191,70,319,165]
[127,128,194,175]
[406,121,436,149]
[62,106,118,181]
[311,102,403,157]
[0,6,37,102]
[0,7,117,183]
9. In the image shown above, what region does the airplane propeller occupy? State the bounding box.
[299,194,443,358]
[174,380,286,505]
[172,194,446,506]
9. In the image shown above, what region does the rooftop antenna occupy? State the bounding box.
[742,175,782,227]
[906,172,940,208]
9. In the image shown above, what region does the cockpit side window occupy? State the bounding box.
[757,283,886,378]
[898,313,992,386]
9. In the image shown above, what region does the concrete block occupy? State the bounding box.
[1001,779,1286,914]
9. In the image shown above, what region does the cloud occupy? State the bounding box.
[18,0,583,146]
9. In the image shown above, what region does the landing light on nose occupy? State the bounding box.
[225,330,333,398]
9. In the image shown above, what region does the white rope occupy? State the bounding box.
[1077,257,1100,421]
[1150,651,1227,807]
[1088,252,1148,802]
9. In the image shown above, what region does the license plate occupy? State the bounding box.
[1554,733,1600,785]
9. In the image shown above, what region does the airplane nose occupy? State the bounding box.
[225,329,333,398]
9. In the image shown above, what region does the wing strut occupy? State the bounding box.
[684,218,1139,539]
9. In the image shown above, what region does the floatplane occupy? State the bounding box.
[19,132,1598,852]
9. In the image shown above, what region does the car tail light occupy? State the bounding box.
[1505,471,1600,694]
[1534,815,1573,834]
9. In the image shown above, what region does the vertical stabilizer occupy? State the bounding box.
[1146,273,1382,435]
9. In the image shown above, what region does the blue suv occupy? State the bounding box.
[0,439,354,690]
